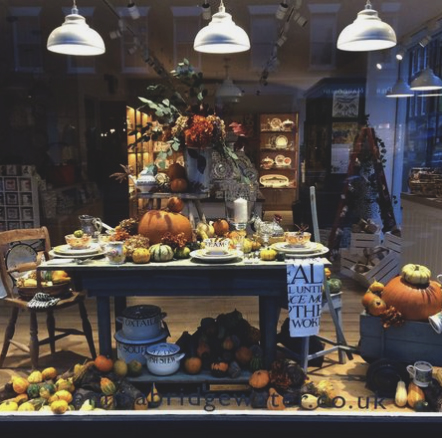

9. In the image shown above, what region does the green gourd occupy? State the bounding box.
[149,244,174,262]
[327,278,342,293]
[26,383,41,399]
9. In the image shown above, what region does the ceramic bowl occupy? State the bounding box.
[144,342,185,376]
[284,231,311,247]
[65,234,92,250]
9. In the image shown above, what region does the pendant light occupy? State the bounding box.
[194,0,250,54]
[47,1,105,56]
[386,79,414,98]
[337,1,397,52]
[386,61,414,98]
[216,61,242,103]
[410,67,442,91]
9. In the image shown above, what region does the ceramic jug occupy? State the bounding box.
[79,214,102,236]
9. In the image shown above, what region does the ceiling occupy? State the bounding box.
[95,0,442,88]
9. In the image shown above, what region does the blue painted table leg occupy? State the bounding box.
[114,297,127,332]
[96,296,112,357]
[259,296,279,368]
[300,337,310,371]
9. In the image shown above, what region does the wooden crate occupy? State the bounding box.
[341,251,400,287]
[350,231,381,253]
[359,312,442,365]
[383,231,402,255]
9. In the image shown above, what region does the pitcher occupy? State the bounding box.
[79,214,102,236]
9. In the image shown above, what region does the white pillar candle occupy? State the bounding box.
[234,197,248,223]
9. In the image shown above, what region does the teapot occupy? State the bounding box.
[129,165,158,193]
[79,215,102,236]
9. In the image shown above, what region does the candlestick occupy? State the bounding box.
[233,197,248,224]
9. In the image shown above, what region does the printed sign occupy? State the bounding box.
[287,261,324,337]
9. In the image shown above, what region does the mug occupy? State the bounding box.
[406,361,433,387]
[105,241,126,265]
[429,310,442,334]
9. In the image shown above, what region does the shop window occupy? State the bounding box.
[116,6,150,74]
[248,6,277,71]
[171,7,201,69]
[308,4,340,70]
[65,7,97,74]
[9,7,43,73]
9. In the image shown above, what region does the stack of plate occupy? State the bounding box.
[50,243,104,259]
[270,241,329,258]
[190,249,243,263]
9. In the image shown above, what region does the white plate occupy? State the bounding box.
[274,155,285,166]
[53,243,101,256]
[271,241,328,255]
[190,249,243,262]
[49,250,104,260]
[269,118,282,131]
[259,174,289,188]
[5,243,38,280]
[46,258,75,265]
[275,135,288,148]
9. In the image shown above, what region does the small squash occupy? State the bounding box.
[94,355,114,373]
[39,382,56,400]
[12,376,30,394]
[0,401,19,411]
[210,361,229,377]
[100,395,115,410]
[51,399,69,414]
[249,370,270,389]
[147,382,162,408]
[222,336,234,351]
[366,296,387,316]
[149,243,174,262]
[41,367,58,381]
[260,248,277,261]
[54,389,73,404]
[267,387,286,411]
[27,383,41,399]
[132,247,151,264]
[327,278,342,294]
[301,394,319,410]
[369,280,384,294]
[212,219,229,237]
[401,264,431,286]
[170,177,188,193]
[167,196,185,213]
[235,346,253,367]
[361,290,379,308]
[394,380,407,408]
[183,356,202,375]
[407,382,425,408]
[17,401,35,412]
[27,370,43,384]
[100,377,117,396]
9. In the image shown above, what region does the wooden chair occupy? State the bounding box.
[0,227,96,369]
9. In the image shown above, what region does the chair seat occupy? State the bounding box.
[3,291,85,311]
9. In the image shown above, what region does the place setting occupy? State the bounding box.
[49,232,105,260]
[190,238,243,263]
[270,230,329,258]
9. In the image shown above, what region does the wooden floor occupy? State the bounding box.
[0,266,418,418]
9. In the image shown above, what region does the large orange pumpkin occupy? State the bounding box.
[138,210,193,244]
[382,276,442,321]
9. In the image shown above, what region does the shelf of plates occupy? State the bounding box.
[258,113,299,210]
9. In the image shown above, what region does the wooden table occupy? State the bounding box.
[39,257,291,368]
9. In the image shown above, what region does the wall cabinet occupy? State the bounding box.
[258,113,299,210]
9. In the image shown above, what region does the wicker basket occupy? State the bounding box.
[17,283,71,301]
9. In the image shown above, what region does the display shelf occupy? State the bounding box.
[258,113,299,210]
[0,169,40,231]
[128,369,252,386]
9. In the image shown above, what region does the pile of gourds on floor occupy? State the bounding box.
[0,356,160,413]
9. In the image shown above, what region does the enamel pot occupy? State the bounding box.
[114,329,169,364]
[144,342,185,376]
[116,304,167,341]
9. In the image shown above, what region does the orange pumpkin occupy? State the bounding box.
[213,219,229,236]
[138,210,193,245]
[382,276,442,321]
[168,163,186,181]
[94,355,114,373]
[249,370,270,389]
[183,356,202,375]
[361,290,379,308]
[170,178,188,193]
[167,197,185,213]
[366,296,387,316]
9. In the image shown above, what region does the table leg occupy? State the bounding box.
[96,296,112,357]
[259,296,280,368]
[114,297,127,332]
[193,200,205,222]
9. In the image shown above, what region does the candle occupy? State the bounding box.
[234,197,248,223]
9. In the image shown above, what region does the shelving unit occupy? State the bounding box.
[258,113,299,210]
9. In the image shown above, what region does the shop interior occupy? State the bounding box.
[1,0,442,432]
